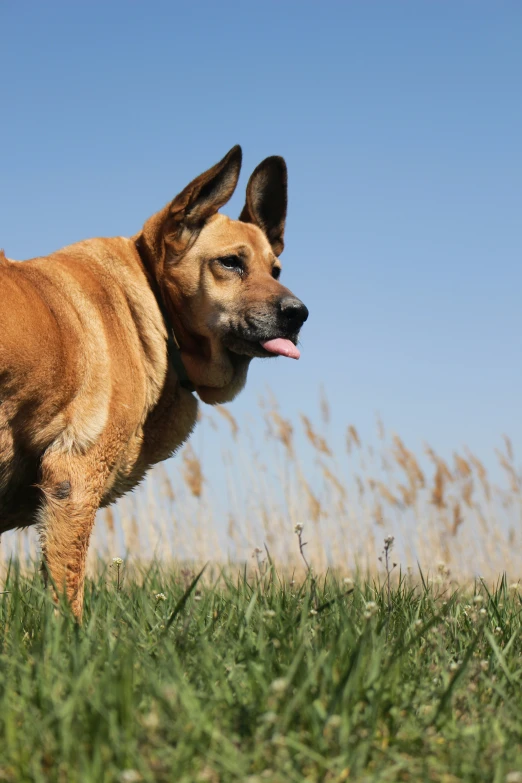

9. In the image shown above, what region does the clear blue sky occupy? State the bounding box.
[1,1,521,469]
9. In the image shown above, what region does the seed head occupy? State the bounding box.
[294,523,304,534]
[437,562,450,576]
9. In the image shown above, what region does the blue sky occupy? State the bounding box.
[1,1,521,471]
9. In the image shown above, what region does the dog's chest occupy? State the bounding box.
[101,382,199,506]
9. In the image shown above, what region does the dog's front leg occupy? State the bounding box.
[37,446,110,622]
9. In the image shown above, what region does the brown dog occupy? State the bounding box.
[0,146,308,618]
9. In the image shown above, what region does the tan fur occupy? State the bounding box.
[0,146,307,620]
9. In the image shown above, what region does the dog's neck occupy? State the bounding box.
[134,237,195,393]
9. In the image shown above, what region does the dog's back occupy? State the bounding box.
[0,239,168,530]
[1,255,66,523]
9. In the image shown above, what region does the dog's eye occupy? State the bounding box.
[272,266,281,280]
[217,255,244,274]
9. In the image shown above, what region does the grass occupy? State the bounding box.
[1,557,521,782]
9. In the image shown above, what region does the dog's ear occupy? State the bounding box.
[169,145,242,228]
[165,145,242,255]
[141,146,242,266]
[239,156,287,256]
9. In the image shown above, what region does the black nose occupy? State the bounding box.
[278,296,309,329]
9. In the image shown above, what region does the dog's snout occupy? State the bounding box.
[278,296,309,329]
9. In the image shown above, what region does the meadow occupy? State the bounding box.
[0,560,521,782]
[0,399,521,781]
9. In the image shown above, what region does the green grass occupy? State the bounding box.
[0,561,521,782]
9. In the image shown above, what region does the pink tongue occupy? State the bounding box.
[261,338,300,360]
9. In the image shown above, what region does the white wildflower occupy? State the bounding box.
[364,601,378,619]
[261,711,278,724]
[120,770,142,783]
[326,714,342,729]
[270,678,288,694]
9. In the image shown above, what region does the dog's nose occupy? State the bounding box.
[278,296,309,329]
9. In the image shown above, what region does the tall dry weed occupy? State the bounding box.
[0,392,519,581]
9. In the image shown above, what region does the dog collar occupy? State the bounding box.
[155,294,196,393]
[135,240,195,393]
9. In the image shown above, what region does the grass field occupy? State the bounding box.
[0,404,521,780]
[1,554,521,782]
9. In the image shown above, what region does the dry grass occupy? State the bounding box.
[1,394,520,581]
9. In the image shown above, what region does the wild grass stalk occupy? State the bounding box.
[0,395,520,583]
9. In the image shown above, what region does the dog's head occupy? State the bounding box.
[137,146,308,404]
